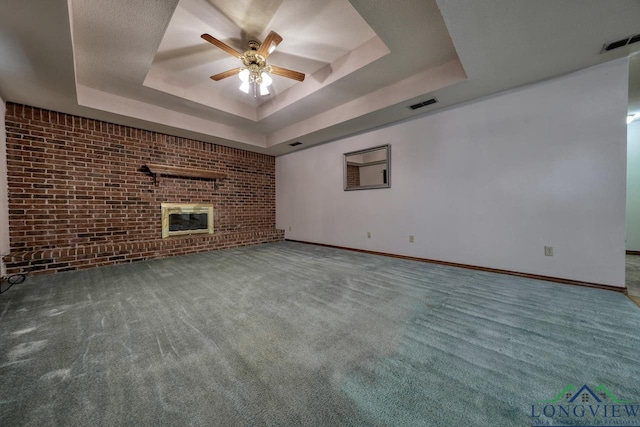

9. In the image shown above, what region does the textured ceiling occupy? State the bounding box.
[1,0,639,156]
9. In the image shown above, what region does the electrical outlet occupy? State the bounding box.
[288,226,291,231]
[367,232,371,238]
[544,246,553,256]
[409,235,414,243]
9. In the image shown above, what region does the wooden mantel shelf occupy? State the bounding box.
[145,163,227,189]
[146,163,227,181]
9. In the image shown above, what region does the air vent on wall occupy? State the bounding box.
[289,141,302,147]
[602,33,640,52]
[408,98,438,110]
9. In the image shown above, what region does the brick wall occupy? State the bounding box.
[346,165,360,188]
[3,103,284,275]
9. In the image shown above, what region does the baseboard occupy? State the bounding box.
[286,239,627,294]
[626,250,640,256]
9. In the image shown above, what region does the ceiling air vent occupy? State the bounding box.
[408,98,438,110]
[289,142,302,147]
[602,33,640,52]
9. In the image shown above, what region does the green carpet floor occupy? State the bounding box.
[1,241,639,426]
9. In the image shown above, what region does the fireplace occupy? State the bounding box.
[161,203,214,238]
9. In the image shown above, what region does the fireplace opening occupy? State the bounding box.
[169,213,208,232]
[161,203,213,238]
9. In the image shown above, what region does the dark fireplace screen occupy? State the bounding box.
[168,213,209,232]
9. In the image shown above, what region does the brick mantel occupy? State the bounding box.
[3,103,283,275]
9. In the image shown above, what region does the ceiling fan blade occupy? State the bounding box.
[270,65,305,82]
[201,33,242,58]
[257,31,283,58]
[210,68,243,81]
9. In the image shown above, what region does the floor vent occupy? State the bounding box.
[408,98,438,110]
[289,142,302,147]
[602,33,640,52]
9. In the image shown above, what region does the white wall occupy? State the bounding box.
[360,163,386,186]
[627,121,640,251]
[0,96,9,275]
[277,59,629,287]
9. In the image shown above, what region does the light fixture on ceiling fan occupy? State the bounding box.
[201,31,305,96]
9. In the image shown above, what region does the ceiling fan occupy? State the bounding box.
[201,31,305,96]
